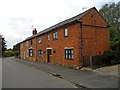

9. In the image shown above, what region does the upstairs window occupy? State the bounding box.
[64,28,68,37]
[26,41,28,46]
[29,49,33,57]
[65,48,74,60]
[48,34,50,40]
[38,50,42,57]
[53,31,58,40]
[38,37,42,44]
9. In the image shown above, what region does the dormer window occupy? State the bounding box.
[38,37,42,44]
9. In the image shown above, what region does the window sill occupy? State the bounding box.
[65,59,74,60]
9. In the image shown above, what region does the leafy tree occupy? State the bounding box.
[13,43,20,51]
[99,1,120,64]
[13,43,20,58]
[3,50,14,57]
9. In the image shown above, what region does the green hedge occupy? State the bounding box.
[3,50,19,57]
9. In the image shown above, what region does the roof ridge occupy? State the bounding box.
[21,7,96,43]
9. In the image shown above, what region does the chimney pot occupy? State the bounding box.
[32,28,37,35]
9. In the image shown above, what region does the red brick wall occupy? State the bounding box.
[20,37,37,61]
[20,8,110,67]
[36,22,81,67]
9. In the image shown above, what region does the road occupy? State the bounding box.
[2,57,75,88]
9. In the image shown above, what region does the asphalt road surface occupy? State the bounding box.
[2,57,75,88]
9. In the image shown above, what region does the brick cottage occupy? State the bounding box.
[20,7,110,67]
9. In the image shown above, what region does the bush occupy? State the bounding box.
[101,50,120,65]
[3,50,19,57]
[3,50,14,57]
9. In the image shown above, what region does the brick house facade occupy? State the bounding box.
[20,7,110,67]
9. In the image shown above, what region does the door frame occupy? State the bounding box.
[46,48,52,63]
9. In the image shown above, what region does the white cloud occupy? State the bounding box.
[0,0,118,48]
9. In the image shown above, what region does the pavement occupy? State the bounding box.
[15,57,119,88]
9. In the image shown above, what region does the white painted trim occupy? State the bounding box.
[64,47,73,49]
[29,47,33,49]
[46,48,52,50]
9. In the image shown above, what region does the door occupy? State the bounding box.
[47,49,52,63]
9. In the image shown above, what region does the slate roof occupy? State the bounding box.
[21,7,95,43]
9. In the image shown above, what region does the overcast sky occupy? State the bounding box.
[0,0,118,49]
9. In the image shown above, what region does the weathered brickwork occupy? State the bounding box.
[20,7,110,67]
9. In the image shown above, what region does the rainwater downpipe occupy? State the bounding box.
[80,22,84,67]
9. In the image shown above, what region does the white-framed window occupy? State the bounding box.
[38,50,42,57]
[64,28,68,37]
[26,50,28,57]
[26,41,28,46]
[65,48,74,60]
[53,31,58,40]
[29,49,33,57]
[38,37,42,44]
[48,34,50,40]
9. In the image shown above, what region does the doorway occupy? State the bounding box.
[47,49,52,63]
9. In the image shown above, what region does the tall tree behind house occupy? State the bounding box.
[99,1,120,64]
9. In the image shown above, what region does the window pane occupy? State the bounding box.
[65,28,68,36]
[38,38,42,43]
[66,49,68,54]
[71,50,73,54]
[53,33,55,39]
[66,54,68,59]
[48,35,50,40]
[38,50,42,57]
[68,50,70,54]
[56,33,58,39]
[71,54,74,59]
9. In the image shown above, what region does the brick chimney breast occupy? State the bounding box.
[32,28,37,35]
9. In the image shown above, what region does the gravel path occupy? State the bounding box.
[93,64,119,77]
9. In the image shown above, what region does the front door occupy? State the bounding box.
[47,49,52,63]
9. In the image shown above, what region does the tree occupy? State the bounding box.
[99,1,120,39]
[13,43,20,57]
[0,35,7,57]
[99,1,120,64]
[13,43,20,51]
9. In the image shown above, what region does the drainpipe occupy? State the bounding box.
[80,22,84,67]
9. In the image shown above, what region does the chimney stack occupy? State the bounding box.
[32,28,37,35]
